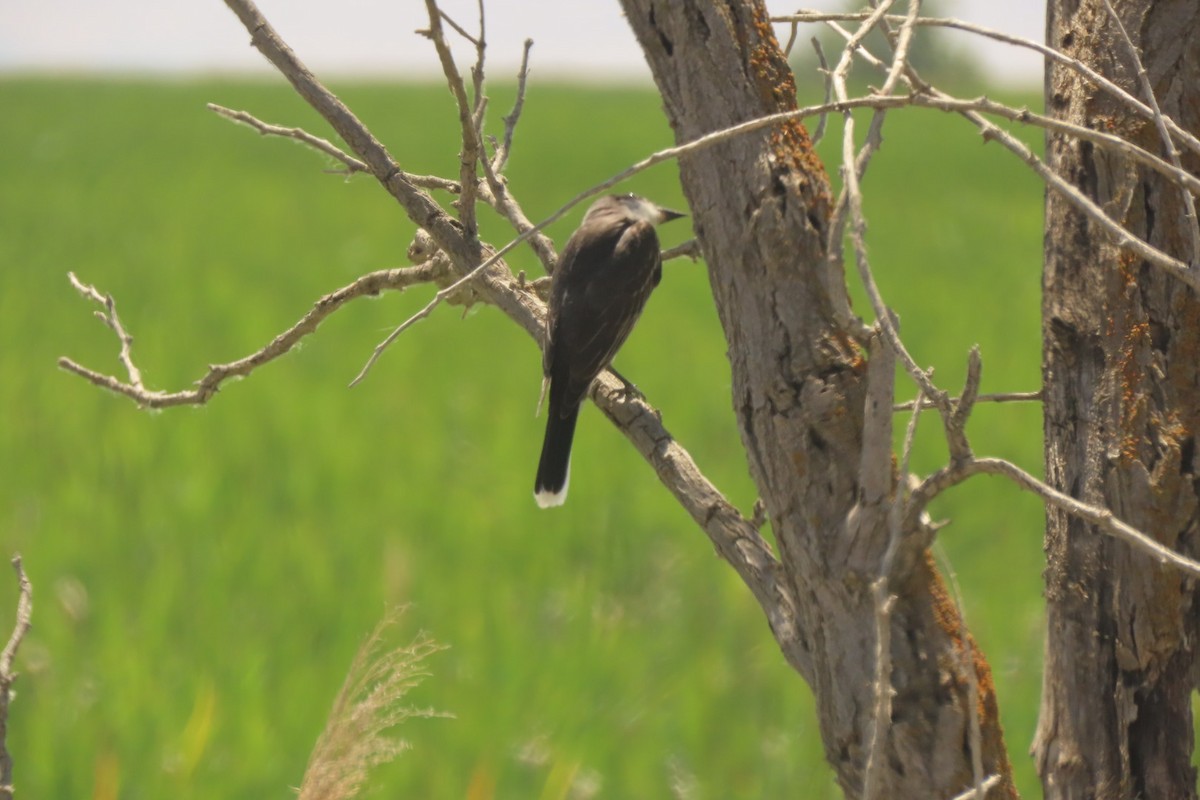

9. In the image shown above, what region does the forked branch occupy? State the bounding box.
[59,263,448,409]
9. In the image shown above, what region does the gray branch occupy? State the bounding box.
[0,556,33,800]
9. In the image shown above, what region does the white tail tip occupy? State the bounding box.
[533,465,569,509]
[534,488,567,508]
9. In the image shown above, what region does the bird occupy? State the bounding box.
[534,193,685,508]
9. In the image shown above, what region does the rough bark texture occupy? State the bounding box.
[619,1,1015,797]
[1036,1,1200,798]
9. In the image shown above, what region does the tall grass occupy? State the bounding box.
[0,77,1044,798]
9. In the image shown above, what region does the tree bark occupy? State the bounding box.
[1036,1,1200,798]
[620,1,1015,796]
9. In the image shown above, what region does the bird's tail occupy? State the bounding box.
[534,402,580,508]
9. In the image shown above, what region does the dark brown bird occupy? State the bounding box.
[534,193,685,508]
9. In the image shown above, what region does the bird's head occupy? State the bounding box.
[595,193,686,227]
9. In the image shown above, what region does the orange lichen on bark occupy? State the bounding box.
[1113,253,1150,465]
[1117,319,1150,464]
[924,552,1019,799]
[745,4,832,208]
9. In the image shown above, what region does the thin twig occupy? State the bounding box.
[472,39,558,276]
[878,0,920,97]
[67,272,145,391]
[1098,0,1200,268]
[494,38,533,173]
[207,104,462,192]
[477,165,559,276]
[783,15,801,58]
[422,0,483,241]
[946,346,980,464]
[893,391,1041,412]
[60,263,447,408]
[809,37,832,146]
[0,556,34,800]
[209,103,368,174]
[350,247,502,387]
[468,0,487,132]
[831,0,957,432]
[908,456,1200,579]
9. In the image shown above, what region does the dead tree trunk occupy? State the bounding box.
[620,1,1015,796]
[1036,1,1200,797]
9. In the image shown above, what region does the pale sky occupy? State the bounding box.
[0,1,1046,85]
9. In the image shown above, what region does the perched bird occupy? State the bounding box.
[534,193,685,508]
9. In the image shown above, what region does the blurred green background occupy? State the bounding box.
[0,76,1045,798]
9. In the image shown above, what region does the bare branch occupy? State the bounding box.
[207,103,462,192]
[477,171,559,276]
[209,103,368,175]
[909,456,1200,579]
[493,38,534,173]
[0,555,33,800]
[775,10,1200,158]
[586,368,804,673]
[471,41,557,278]
[435,91,1194,305]
[469,0,487,127]
[828,0,957,431]
[350,246,505,386]
[220,0,485,292]
[945,346,981,463]
[421,0,484,241]
[66,271,145,392]
[782,15,802,58]
[878,0,921,97]
[76,76,1194,404]
[60,262,447,408]
[805,13,1200,290]
[954,102,1196,287]
[434,8,479,47]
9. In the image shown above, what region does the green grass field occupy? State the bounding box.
[1,77,1045,798]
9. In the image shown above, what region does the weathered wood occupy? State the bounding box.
[1036,1,1200,797]
[619,1,1015,796]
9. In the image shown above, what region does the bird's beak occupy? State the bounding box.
[658,207,686,224]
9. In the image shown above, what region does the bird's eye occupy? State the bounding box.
[625,193,636,200]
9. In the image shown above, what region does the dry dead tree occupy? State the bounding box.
[57,0,1200,797]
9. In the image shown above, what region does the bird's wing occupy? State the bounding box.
[542,239,574,379]
[551,219,661,404]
